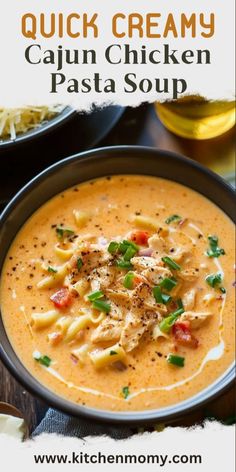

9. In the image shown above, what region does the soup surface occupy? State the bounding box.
[0,175,235,411]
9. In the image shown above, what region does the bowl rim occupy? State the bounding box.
[0,145,235,425]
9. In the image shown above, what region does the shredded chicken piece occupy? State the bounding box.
[131,283,166,315]
[131,256,159,270]
[106,289,130,303]
[170,245,191,263]
[148,235,169,254]
[89,266,116,291]
[91,318,123,343]
[120,311,155,352]
[180,311,212,329]
[182,289,196,311]
[142,266,172,286]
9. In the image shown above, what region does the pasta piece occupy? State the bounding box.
[73,210,90,228]
[152,324,169,339]
[89,311,105,324]
[71,344,89,364]
[72,278,90,297]
[55,315,73,333]
[37,263,69,289]
[89,343,126,368]
[31,310,60,329]
[54,243,75,260]
[65,315,91,342]
[131,215,160,230]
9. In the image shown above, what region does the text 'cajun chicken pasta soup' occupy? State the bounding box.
[0,176,235,411]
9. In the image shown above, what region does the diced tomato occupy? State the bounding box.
[50,288,72,308]
[172,321,199,348]
[129,230,149,246]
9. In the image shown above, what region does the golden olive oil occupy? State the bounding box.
[155,96,236,140]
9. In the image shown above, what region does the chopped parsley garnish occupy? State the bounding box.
[162,256,181,271]
[33,351,52,367]
[110,350,118,356]
[159,307,184,333]
[165,214,182,225]
[122,386,130,399]
[77,257,83,271]
[153,286,172,305]
[167,354,185,367]
[88,290,104,301]
[159,277,177,292]
[205,272,223,288]
[56,226,74,240]
[206,235,225,258]
[47,266,57,274]
[92,299,111,313]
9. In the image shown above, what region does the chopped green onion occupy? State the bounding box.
[205,273,223,288]
[124,272,135,289]
[167,354,185,367]
[162,257,181,271]
[33,352,52,367]
[159,307,184,333]
[108,241,119,254]
[56,226,74,240]
[47,266,57,274]
[119,240,139,254]
[77,257,83,271]
[153,286,163,303]
[161,294,172,304]
[159,277,177,292]
[165,214,182,225]
[88,290,104,301]
[122,386,130,399]
[177,298,184,309]
[206,235,225,258]
[116,260,133,270]
[92,299,111,313]
[123,246,136,261]
[153,286,172,305]
[110,350,118,356]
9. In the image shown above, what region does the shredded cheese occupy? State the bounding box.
[0,105,63,140]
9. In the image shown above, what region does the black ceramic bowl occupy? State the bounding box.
[0,146,235,424]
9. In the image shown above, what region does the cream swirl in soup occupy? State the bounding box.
[0,176,235,411]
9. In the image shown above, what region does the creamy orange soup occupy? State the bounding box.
[0,176,235,411]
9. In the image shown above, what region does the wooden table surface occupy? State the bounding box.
[0,104,235,432]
